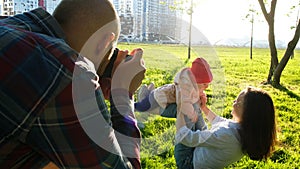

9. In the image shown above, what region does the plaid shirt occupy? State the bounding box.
[0,8,141,169]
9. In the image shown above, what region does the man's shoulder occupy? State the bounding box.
[1,8,65,40]
[1,21,76,74]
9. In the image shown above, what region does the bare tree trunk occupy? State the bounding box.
[250,13,254,60]
[258,0,279,84]
[273,19,300,85]
[267,60,274,83]
[267,22,279,83]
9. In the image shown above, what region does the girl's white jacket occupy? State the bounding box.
[153,68,199,121]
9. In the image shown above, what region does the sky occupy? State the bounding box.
[184,0,300,45]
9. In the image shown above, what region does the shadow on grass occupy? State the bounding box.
[274,84,300,101]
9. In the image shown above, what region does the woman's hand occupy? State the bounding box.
[199,92,207,109]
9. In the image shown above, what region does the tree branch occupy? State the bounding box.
[269,0,277,18]
[273,19,300,85]
[258,0,269,21]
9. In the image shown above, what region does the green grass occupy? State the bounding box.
[118,43,300,168]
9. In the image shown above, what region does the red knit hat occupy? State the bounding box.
[190,57,213,83]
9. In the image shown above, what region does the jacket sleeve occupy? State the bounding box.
[153,83,176,108]
[175,116,226,147]
[175,126,212,146]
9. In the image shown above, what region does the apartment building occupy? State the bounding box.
[114,0,181,42]
[113,0,134,39]
[0,0,182,43]
[0,0,2,15]
[1,0,38,16]
[45,0,61,14]
[0,0,60,16]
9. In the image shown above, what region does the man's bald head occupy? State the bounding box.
[53,0,118,51]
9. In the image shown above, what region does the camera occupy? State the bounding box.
[101,48,132,78]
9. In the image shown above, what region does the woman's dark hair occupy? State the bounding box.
[239,87,277,160]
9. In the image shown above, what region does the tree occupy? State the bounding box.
[166,0,197,59]
[245,5,256,60]
[257,0,300,86]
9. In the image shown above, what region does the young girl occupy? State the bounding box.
[134,57,213,130]
[175,86,277,169]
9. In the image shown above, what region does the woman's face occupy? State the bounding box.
[231,90,246,122]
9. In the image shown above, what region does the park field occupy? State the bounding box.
[117,43,300,169]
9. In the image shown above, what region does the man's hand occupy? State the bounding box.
[111,48,146,94]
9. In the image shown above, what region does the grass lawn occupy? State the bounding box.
[117,43,300,169]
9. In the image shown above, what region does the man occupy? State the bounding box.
[0,0,145,168]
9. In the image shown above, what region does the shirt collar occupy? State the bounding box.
[23,8,66,40]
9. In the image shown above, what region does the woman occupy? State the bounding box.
[175,86,277,169]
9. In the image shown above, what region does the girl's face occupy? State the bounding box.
[231,90,246,122]
[197,83,209,93]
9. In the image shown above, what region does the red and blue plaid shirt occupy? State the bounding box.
[0,8,141,169]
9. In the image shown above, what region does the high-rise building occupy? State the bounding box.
[114,0,134,37]
[113,0,181,42]
[143,0,159,41]
[132,0,143,41]
[0,0,182,43]
[1,0,38,16]
[0,0,2,15]
[0,0,60,16]
[45,0,61,14]
[158,0,180,41]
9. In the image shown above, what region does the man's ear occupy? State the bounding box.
[94,32,116,70]
[103,32,116,49]
[80,31,116,68]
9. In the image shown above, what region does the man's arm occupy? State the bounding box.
[109,48,145,169]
